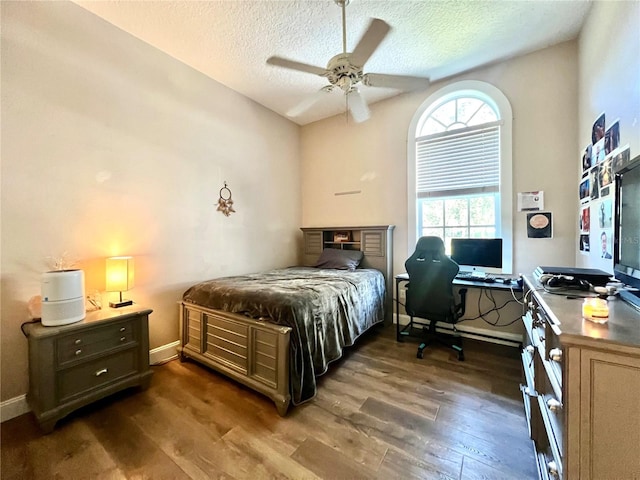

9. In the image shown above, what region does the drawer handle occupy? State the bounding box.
[74,339,82,345]
[120,327,126,332]
[521,385,534,397]
[549,347,563,362]
[547,460,559,478]
[75,349,82,356]
[120,336,126,342]
[547,398,563,412]
[95,368,108,377]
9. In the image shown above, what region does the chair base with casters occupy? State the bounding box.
[415,317,465,361]
[412,288,467,361]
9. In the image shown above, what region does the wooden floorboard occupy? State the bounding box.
[1,325,536,479]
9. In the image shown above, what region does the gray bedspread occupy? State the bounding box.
[182,267,385,405]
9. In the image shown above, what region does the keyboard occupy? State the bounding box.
[455,272,475,279]
[456,272,499,283]
[456,272,491,279]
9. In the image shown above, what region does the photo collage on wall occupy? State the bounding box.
[578,112,630,263]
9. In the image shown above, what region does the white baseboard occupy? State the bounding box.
[1,342,180,424]
[396,313,523,347]
[1,394,29,423]
[149,340,180,365]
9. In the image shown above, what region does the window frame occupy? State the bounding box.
[407,80,514,273]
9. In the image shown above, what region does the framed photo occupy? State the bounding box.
[592,112,605,144]
[581,144,592,174]
[333,231,351,242]
[579,177,590,202]
[527,212,552,238]
[604,120,620,155]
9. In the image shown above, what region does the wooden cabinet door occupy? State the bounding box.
[578,349,640,479]
[361,230,385,257]
[304,231,323,255]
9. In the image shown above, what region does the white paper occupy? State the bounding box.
[518,191,544,211]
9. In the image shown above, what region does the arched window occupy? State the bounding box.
[408,81,513,273]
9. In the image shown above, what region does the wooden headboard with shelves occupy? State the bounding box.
[300,225,395,322]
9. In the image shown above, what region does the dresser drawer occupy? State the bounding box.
[535,349,564,468]
[58,348,138,402]
[57,319,137,366]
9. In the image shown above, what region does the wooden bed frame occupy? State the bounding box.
[178,225,394,415]
[179,303,292,415]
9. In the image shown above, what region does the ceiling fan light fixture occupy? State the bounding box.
[266,0,429,122]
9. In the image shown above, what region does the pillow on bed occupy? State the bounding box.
[314,248,364,271]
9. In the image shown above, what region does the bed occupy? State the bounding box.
[179,225,394,415]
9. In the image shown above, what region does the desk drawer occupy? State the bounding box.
[58,349,138,402]
[57,319,137,366]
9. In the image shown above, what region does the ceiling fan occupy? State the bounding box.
[266,0,430,123]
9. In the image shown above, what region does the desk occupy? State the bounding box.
[394,273,523,342]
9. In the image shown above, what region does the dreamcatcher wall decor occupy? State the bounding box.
[216,181,236,217]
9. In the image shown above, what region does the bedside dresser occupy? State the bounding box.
[24,306,153,433]
[521,276,640,479]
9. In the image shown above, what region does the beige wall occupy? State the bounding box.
[1,2,301,401]
[576,0,640,269]
[2,0,637,407]
[302,41,581,277]
[301,41,580,334]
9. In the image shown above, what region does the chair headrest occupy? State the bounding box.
[414,236,445,256]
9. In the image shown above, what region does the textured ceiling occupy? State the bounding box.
[74,0,592,125]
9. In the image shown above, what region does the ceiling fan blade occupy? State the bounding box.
[287,87,333,117]
[363,73,430,91]
[266,56,327,76]
[347,89,370,123]
[350,18,391,68]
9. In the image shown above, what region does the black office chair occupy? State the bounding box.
[405,236,467,361]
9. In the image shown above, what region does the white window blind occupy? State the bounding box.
[416,121,501,198]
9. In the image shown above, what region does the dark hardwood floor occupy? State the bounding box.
[1,326,536,480]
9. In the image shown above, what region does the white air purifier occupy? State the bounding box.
[41,269,85,326]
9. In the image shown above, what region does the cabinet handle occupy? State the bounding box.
[74,339,82,345]
[547,398,563,412]
[75,349,82,356]
[525,345,535,354]
[95,368,108,377]
[120,336,126,342]
[120,327,126,332]
[547,460,559,478]
[549,347,563,362]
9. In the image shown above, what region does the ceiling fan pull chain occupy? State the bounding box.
[345,94,349,123]
[341,0,347,54]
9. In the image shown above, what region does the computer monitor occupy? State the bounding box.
[614,153,640,310]
[450,238,503,275]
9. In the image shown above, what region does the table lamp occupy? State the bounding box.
[106,256,134,308]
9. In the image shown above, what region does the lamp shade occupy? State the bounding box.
[106,256,134,292]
